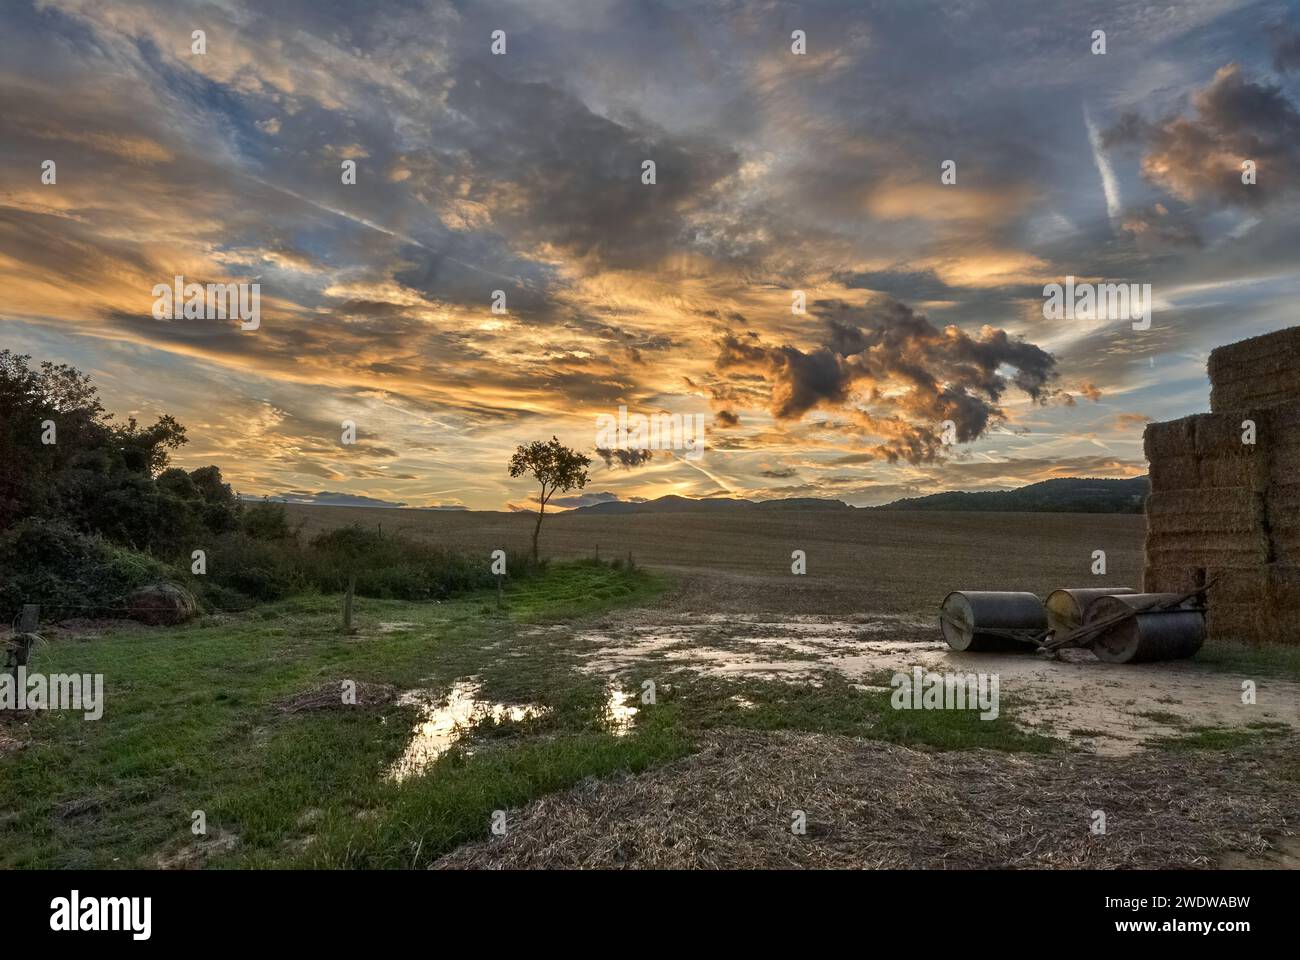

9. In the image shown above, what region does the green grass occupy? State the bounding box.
[1133,710,1187,726]
[503,557,663,622]
[1,559,1049,870]
[1149,721,1291,751]
[1194,639,1300,680]
[651,673,1057,754]
[0,562,670,869]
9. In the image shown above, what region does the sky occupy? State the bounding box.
[2,0,1299,511]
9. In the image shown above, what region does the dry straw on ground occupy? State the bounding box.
[434,729,1300,870]
[273,681,397,714]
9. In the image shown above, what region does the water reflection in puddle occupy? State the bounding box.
[389,679,644,782]
[605,682,638,735]
[388,680,547,782]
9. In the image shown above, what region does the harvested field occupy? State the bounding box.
[285,506,1146,616]
[435,729,1300,869]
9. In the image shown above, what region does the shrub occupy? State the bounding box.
[202,531,309,603]
[0,519,181,621]
[305,525,539,600]
[241,499,293,541]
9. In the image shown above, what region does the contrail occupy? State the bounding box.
[669,450,736,493]
[1083,104,1121,227]
[243,174,541,291]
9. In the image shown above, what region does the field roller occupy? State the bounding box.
[1082,593,1204,664]
[1044,587,1136,635]
[938,591,1046,652]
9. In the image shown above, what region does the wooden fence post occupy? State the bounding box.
[342,574,356,633]
[4,604,39,672]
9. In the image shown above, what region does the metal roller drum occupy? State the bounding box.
[939,591,1047,652]
[1045,587,1137,636]
[1083,593,1205,664]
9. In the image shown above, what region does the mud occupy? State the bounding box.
[548,613,1299,755]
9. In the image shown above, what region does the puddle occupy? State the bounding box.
[566,614,1300,756]
[604,682,638,735]
[388,679,547,782]
[377,621,418,633]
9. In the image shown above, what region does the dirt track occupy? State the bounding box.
[545,611,1300,755]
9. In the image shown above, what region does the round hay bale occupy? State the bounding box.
[939,591,1045,652]
[126,582,198,626]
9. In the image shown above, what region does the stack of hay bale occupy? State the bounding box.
[1143,326,1300,644]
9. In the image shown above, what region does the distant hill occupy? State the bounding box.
[567,480,1149,515]
[874,476,1149,513]
[570,495,852,515]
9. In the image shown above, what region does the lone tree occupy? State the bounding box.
[509,436,591,562]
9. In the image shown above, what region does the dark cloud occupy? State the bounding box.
[714,298,1058,464]
[833,267,1042,308]
[1112,65,1300,207]
[1119,203,1203,247]
[438,61,740,270]
[596,447,654,469]
[1100,111,1149,148]
[1273,28,1300,73]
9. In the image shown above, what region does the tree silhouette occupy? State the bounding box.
[508,436,591,562]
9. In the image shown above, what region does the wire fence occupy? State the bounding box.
[6,594,452,631]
